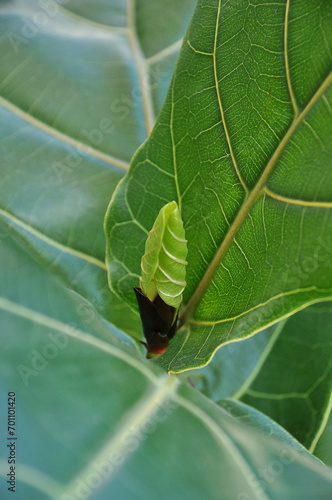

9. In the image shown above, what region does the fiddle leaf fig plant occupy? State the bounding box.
[0,0,331,498]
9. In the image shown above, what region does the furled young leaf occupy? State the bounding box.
[182,302,332,451]
[139,201,187,307]
[1,228,332,499]
[105,0,332,372]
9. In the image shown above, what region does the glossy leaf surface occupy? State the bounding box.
[105,0,332,372]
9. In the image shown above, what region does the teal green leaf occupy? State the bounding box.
[217,399,313,452]
[1,230,332,498]
[105,0,332,372]
[182,303,332,451]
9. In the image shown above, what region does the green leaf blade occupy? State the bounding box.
[105,0,332,371]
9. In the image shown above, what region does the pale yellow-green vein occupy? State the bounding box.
[0,208,107,271]
[0,97,129,171]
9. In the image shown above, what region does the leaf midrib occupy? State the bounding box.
[0,97,129,171]
[126,0,155,135]
[61,378,269,500]
[1,0,176,167]
[57,1,182,65]
[181,71,332,325]
[62,376,178,497]
[173,394,270,500]
[0,208,107,271]
[0,296,155,381]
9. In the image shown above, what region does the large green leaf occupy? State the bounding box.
[1,227,332,499]
[105,0,332,372]
[0,0,195,335]
[182,302,332,451]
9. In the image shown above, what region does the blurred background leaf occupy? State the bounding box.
[181,302,332,456]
